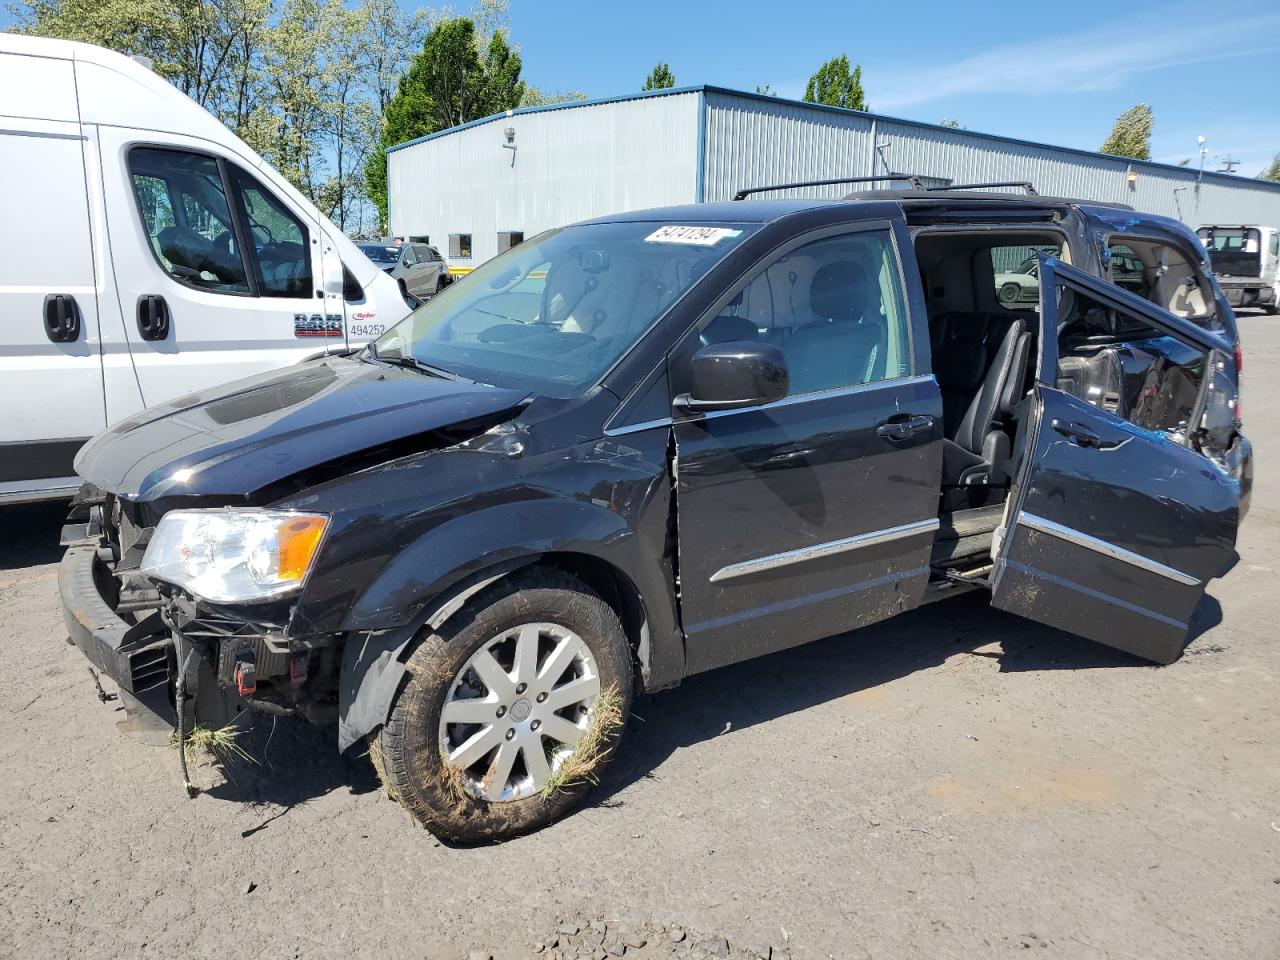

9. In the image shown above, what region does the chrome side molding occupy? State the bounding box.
[710,517,939,584]
[1019,513,1200,587]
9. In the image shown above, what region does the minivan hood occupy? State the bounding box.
[75,358,529,502]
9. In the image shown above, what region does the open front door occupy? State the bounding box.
[991,258,1240,663]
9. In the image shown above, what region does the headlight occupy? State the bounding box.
[140,510,328,603]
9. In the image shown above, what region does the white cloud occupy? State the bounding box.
[872,12,1280,111]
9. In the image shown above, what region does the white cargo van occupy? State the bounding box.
[0,34,409,504]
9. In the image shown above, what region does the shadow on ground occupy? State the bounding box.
[193,587,1223,831]
[0,501,69,570]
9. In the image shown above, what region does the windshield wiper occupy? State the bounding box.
[468,305,526,324]
[378,354,473,382]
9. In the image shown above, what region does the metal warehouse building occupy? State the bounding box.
[386,85,1280,269]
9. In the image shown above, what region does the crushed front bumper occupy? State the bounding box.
[59,544,176,734]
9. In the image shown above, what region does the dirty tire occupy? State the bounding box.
[998,281,1021,304]
[435,276,447,294]
[377,569,632,843]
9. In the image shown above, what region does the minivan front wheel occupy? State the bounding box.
[375,569,633,842]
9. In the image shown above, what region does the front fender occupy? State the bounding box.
[329,496,681,753]
[342,498,637,630]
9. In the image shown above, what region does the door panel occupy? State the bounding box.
[673,223,942,673]
[677,376,943,672]
[992,258,1239,663]
[99,128,329,409]
[0,115,106,472]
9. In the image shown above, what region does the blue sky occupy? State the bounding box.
[501,0,1280,175]
[4,0,1274,174]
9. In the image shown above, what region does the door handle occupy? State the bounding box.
[1051,418,1104,447]
[876,414,934,441]
[43,294,81,343]
[137,295,170,341]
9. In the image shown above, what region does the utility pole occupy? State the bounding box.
[1195,135,1207,225]
[1217,155,1240,174]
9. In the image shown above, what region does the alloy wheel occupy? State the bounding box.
[438,622,601,801]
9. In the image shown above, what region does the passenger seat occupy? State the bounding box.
[940,319,1031,488]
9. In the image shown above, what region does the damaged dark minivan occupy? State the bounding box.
[60,181,1252,841]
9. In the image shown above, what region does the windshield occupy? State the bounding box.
[359,243,400,264]
[372,220,758,397]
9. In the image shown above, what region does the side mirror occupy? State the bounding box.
[674,340,789,413]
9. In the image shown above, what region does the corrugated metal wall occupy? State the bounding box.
[702,90,1280,226]
[387,92,701,266]
[387,87,1280,269]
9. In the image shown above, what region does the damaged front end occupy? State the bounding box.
[59,487,344,755]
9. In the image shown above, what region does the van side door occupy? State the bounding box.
[671,218,943,673]
[97,129,333,408]
[991,257,1240,663]
[0,50,106,499]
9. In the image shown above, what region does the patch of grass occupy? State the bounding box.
[172,722,257,768]
[540,683,623,799]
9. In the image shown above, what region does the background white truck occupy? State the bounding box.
[0,34,410,504]
[1198,225,1280,314]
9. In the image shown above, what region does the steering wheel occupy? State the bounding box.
[250,221,275,246]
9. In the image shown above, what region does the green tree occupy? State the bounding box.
[1099,103,1153,161]
[754,84,775,95]
[1259,153,1280,182]
[803,55,867,110]
[521,87,588,106]
[365,16,526,229]
[643,62,674,90]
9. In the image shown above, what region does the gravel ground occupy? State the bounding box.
[2,315,1278,960]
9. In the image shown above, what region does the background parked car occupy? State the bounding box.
[359,240,452,300]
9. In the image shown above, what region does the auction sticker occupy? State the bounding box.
[644,225,742,246]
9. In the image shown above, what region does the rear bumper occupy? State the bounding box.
[59,544,175,727]
[1218,280,1276,307]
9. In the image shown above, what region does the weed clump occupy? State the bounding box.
[540,684,623,799]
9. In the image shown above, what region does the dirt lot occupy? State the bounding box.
[2,315,1278,960]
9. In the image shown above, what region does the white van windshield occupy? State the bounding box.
[371,221,757,397]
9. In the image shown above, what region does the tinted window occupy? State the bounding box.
[230,169,311,298]
[1106,242,1150,298]
[129,148,249,294]
[376,221,758,398]
[681,230,910,397]
[412,243,433,262]
[358,244,399,265]
[401,244,417,266]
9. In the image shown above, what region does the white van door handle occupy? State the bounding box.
[137,295,171,341]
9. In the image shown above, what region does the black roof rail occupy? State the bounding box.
[927,180,1039,196]
[732,174,926,201]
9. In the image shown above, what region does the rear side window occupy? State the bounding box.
[412,243,433,262]
[129,148,250,294]
[230,168,311,298]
